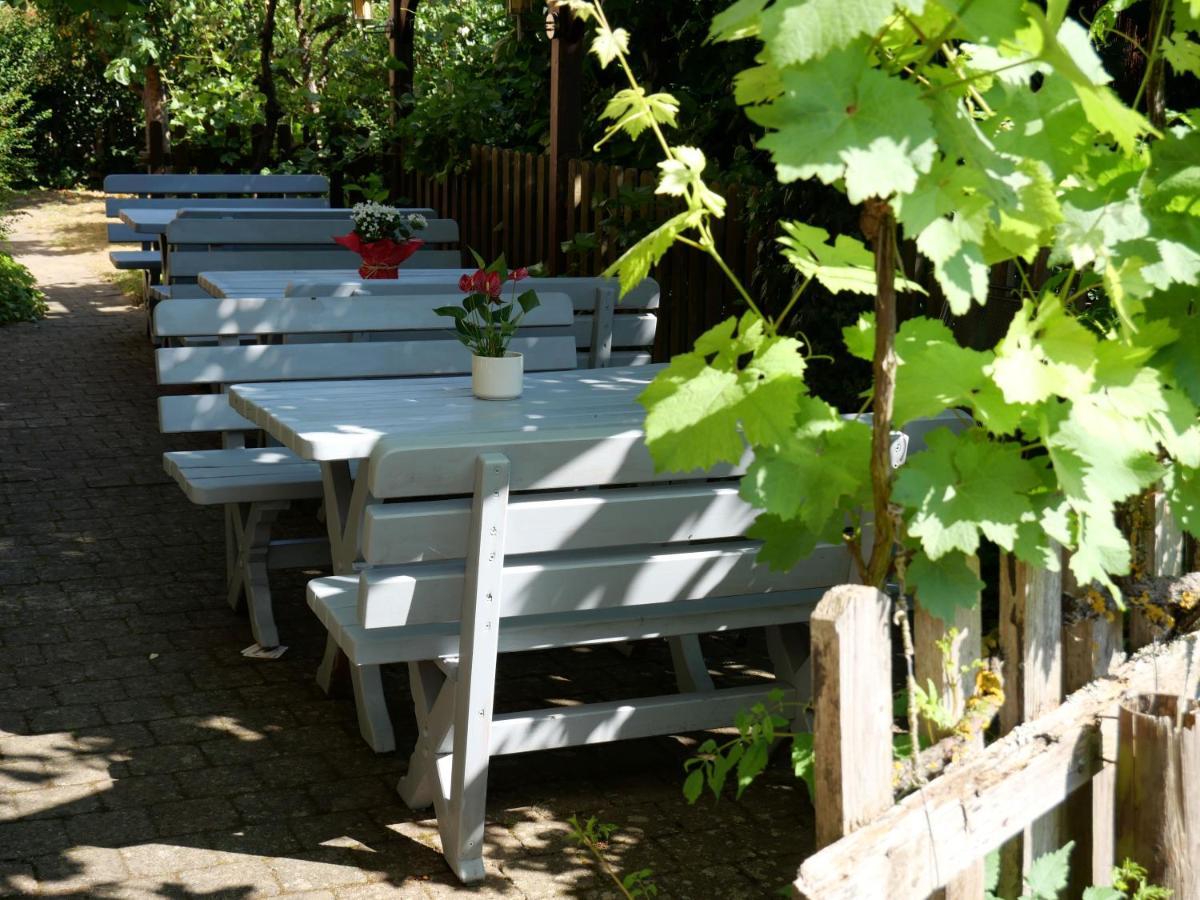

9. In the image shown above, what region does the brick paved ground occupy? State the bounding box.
[0,192,814,898]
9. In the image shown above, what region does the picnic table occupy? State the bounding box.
[227,364,832,882]
[227,366,666,737]
[199,268,474,298]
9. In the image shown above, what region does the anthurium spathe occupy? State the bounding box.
[436,251,540,358]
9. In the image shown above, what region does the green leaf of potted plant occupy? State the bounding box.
[435,251,541,400]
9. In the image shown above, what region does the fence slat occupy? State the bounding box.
[998,547,1065,895]
[1063,612,1124,893]
[811,585,894,850]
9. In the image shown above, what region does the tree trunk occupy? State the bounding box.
[864,200,896,587]
[547,2,584,274]
[142,64,168,173]
[253,0,282,170]
[388,0,420,197]
[1116,693,1200,896]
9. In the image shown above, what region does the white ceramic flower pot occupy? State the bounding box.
[471,351,524,400]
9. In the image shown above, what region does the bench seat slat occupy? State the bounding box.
[309,577,820,663]
[163,448,324,505]
[356,539,849,629]
[109,250,161,271]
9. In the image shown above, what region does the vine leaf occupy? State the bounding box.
[639,314,807,472]
[778,221,923,296]
[893,428,1045,558]
[845,314,992,424]
[747,44,937,203]
[906,550,985,621]
[758,0,896,67]
[988,297,1098,405]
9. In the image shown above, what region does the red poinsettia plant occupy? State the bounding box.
[334,202,427,278]
[435,252,541,357]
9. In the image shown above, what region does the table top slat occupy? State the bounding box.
[228,366,663,462]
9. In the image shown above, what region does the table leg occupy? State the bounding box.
[317,460,393,750]
[669,634,715,693]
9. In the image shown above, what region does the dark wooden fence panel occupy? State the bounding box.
[399,145,759,360]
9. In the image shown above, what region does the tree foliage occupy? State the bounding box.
[566,0,1200,616]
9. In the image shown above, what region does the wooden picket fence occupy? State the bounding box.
[397,145,758,360]
[794,502,1199,898]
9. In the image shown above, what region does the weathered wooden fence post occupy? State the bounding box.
[1062,609,1123,893]
[998,547,1064,896]
[915,556,984,900]
[1116,693,1200,895]
[810,584,893,851]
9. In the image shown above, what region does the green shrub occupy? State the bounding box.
[0,252,46,325]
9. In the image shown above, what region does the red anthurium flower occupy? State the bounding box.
[470,269,489,293]
[512,267,529,282]
[458,274,473,292]
[486,271,503,299]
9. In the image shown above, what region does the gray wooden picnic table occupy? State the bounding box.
[225,365,722,744]
[199,268,475,298]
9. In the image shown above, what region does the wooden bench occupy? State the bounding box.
[153,217,461,302]
[283,275,660,366]
[305,430,850,881]
[103,173,330,281]
[153,292,577,649]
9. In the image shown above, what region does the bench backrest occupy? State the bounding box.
[350,408,961,631]
[353,431,847,630]
[153,293,577,436]
[176,207,434,220]
[162,218,462,280]
[105,173,330,244]
[103,173,329,196]
[285,276,660,367]
[104,196,332,244]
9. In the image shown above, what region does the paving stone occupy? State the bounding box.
[335,880,433,898]
[65,808,157,846]
[100,773,184,810]
[150,796,242,836]
[119,841,222,877]
[0,819,69,859]
[170,857,284,897]
[270,854,376,893]
[32,845,131,895]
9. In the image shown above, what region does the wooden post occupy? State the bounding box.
[914,556,984,900]
[810,585,893,850]
[547,1,583,274]
[997,548,1063,896]
[793,634,1200,900]
[388,0,419,198]
[1062,612,1124,893]
[1116,694,1200,896]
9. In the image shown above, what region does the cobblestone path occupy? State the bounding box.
[0,192,811,898]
